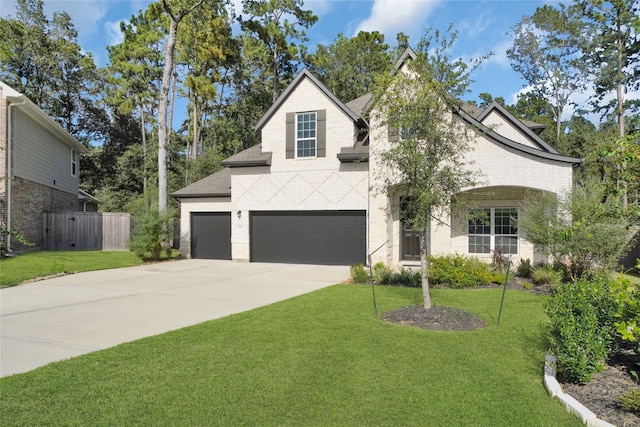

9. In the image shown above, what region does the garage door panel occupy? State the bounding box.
[191,212,231,260]
[250,211,365,265]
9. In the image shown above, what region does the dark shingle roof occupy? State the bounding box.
[345,93,373,118]
[172,168,231,198]
[220,144,272,167]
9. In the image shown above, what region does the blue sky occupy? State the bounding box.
[1,0,581,111]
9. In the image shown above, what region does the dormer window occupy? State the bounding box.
[296,112,316,158]
[286,110,326,159]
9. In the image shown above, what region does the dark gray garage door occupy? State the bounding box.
[250,211,366,265]
[191,212,231,259]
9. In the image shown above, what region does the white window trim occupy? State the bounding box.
[295,111,317,159]
[468,207,518,255]
[71,149,77,177]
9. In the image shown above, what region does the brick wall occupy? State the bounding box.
[9,176,78,250]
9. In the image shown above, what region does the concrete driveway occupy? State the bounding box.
[0,259,349,377]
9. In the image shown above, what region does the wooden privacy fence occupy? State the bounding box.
[43,212,132,251]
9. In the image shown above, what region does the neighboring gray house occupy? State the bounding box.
[1,81,89,251]
[173,48,581,266]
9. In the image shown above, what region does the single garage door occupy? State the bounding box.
[190,212,231,259]
[250,211,366,265]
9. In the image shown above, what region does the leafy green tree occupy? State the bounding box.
[178,0,236,184]
[476,92,506,108]
[576,0,639,136]
[156,0,205,213]
[0,0,108,146]
[507,4,586,144]
[107,5,167,195]
[306,31,392,102]
[519,179,637,280]
[575,0,640,209]
[371,27,486,309]
[0,0,54,108]
[239,0,318,102]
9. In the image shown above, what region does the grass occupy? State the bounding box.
[0,285,580,426]
[0,251,143,288]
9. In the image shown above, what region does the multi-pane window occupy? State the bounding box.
[296,112,316,158]
[468,208,518,254]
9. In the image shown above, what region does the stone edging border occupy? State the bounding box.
[544,353,616,427]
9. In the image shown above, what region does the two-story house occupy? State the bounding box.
[173,49,581,267]
[1,81,89,251]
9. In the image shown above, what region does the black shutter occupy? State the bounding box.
[286,112,295,159]
[317,109,326,157]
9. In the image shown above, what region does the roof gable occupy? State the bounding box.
[456,105,580,164]
[1,81,88,154]
[254,69,361,131]
[476,101,558,154]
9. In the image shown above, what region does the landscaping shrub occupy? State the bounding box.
[427,254,496,288]
[372,262,393,285]
[350,263,369,284]
[130,208,175,261]
[621,388,640,413]
[516,258,532,279]
[531,264,563,286]
[613,275,640,351]
[390,266,421,287]
[545,277,619,383]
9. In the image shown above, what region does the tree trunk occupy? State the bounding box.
[420,223,432,309]
[140,105,147,195]
[157,17,178,213]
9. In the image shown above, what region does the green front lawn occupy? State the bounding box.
[0,286,579,426]
[0,251,143,287]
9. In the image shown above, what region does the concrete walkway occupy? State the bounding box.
[0,259,349,377]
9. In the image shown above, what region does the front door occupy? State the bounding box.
[400,198,421,261]
[401,226,421,261]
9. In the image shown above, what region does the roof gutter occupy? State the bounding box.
[6,96,27,252]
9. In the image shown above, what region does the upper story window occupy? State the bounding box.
[296,112,316,158]
[71,149,77,177]
[468,207,518,255]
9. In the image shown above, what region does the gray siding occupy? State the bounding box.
[12,109,78,196]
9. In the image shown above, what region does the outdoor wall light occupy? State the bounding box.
[237,210,242,219]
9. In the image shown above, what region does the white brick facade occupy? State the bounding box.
[175,66,578,266]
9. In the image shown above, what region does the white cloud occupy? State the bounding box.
[487,39,512,68]
[105,20,126,47]
[353,0,441,38]
[458,12,491,39]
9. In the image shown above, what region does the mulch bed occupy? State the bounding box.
[560,342,640,427]
[382,305,486,331]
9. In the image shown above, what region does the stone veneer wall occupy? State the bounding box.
[9,176,78,250]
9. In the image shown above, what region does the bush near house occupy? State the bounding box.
[545,276,622,383]
[351,255,503,288]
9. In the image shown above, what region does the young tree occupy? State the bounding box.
[519,179,638,280]
[371,27,487,309]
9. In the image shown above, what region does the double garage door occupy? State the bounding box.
[191,211,366,265]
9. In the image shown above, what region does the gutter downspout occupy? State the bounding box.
[6,97,27,252]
